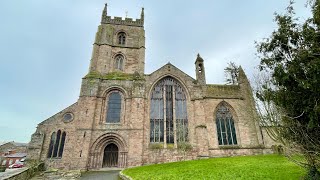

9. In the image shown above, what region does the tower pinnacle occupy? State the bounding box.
[101,3,108,21]
[141,7,144,22]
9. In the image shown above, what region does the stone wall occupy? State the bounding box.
[28,62,267,170]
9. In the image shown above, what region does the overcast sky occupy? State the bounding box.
[0,1,311,143]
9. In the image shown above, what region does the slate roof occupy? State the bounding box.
[5,153,27,158]
[0,141,28,147]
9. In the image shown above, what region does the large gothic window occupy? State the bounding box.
[216,102,238,146]
[150,77,188,145]
[106,92,122,123]
[118,32,126,45]
[114,54,124,71]
[47,130,67,158]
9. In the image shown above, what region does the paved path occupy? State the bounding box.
[80,170,120,180]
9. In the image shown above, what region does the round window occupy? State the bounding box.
[63,113,73,122]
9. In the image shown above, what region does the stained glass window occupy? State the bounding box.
[150,77,188,144]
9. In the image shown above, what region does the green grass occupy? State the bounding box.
[122,155,306,180]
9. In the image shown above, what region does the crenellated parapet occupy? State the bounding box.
[102,16,144,27]
[101,3,144,27]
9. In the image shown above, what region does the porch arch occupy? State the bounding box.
[88,133,128,169]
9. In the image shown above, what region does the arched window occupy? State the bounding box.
[114,54,124,71]
[106,92,122,123]
[47,130,67,158]
[118,32,126,45]
[58,132,66,157]
[216,102,237,145]
[47,132,56,158]
[150,77,188,144]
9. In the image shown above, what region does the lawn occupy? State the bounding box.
[122,155,306,180]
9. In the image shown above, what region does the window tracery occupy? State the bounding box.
[150,77,188,145]
[216,102,237,146]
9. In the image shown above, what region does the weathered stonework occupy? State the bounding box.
[28,4,275,170]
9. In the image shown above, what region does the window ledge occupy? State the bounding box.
[105,123,121,125]
[218,145,240,149]
[47,157,62,160]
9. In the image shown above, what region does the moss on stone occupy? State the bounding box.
[177,142,192,151]
[196,124,207,128]
[84,71,145,81]
[167,143,175,149]
[149,143,164,150]
[206,84,240,96]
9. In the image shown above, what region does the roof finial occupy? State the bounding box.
[195,53,204,63]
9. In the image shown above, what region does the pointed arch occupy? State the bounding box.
[215,101,238,146]
[117,32,126,45]
[149,76,188,145]
[114,54,124,71]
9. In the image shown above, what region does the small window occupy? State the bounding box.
[2,160,6,165]
[9,159,13,165]
[63,113,73,123]
[114,54,124,71]
[198,64,203,73]
[106,92,122,123]
[118,32,126,45]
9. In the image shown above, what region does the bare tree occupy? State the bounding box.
[224,62,239,85]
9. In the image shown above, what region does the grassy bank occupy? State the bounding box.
[122,155,305,180]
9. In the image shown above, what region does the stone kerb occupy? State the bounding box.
[119,170,132,180]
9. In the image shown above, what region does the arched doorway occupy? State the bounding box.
[88,133,128,169]
[103,143,119,167]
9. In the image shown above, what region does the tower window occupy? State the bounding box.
[118,32,126,45]
[115,54,124,71]
[106,91,122,123]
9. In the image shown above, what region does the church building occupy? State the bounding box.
[28,4,272,170]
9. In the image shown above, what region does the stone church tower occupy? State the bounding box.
[28,4,272,170]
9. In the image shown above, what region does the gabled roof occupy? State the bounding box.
[0,141,28,147]
[39,102,77,125]
[11,142,28,147]
[147,62,195,81]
